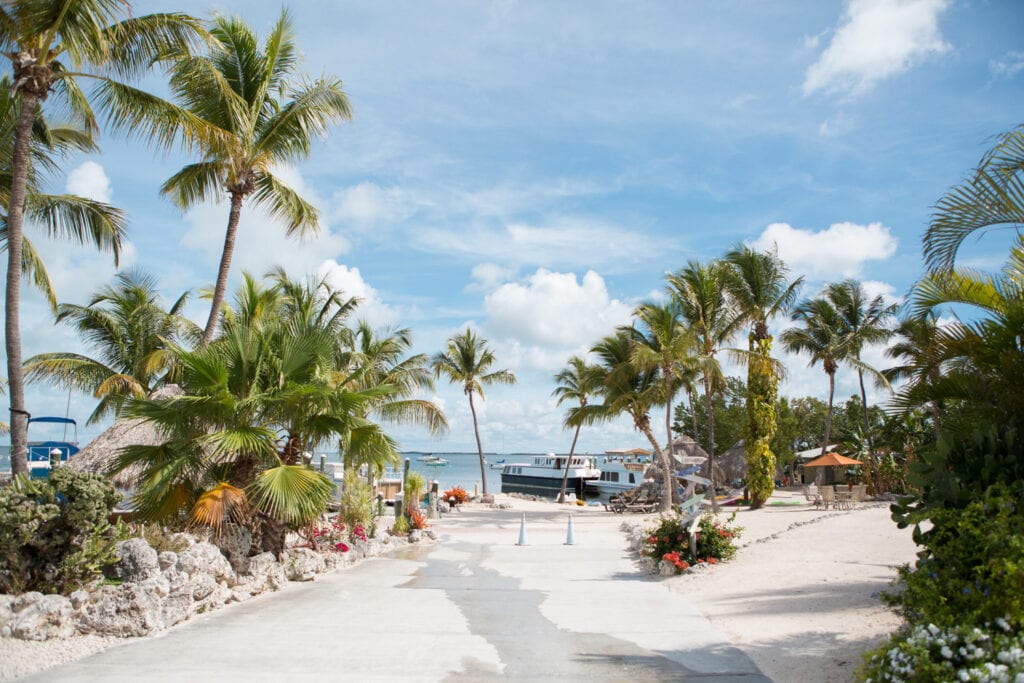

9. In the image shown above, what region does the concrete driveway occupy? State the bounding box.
[23,503,768,682]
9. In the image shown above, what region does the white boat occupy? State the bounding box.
[422,457,448,467]
[499,453,600,498]
[587,449,654,496]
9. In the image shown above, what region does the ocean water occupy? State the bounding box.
[0,445,9,472]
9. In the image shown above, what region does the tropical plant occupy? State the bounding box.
[432,328,516,495]
[552,355,603,504]
[723,245,802,508]
[158,11,353,343]
[884,312,944,440]
[925,124,1024,272]
[825,279,895,449]
[781,297,847,458]
[0,0,203,478]
[25,270,195,424]
[667,261,743,510]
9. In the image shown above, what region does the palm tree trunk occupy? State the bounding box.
[201,192,245,344]
[557,423,582,504]
[823,370,836,457]
[857,367,872,450]
[663,377,676,513]
[5,92,40,477]
[467,391,488,494]
[704,375,719,513]
[688,388,699,442]
[637,422,673,513]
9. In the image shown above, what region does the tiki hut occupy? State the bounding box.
[67,385,183,489]
[717,439,747,486]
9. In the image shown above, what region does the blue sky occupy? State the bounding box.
[8,0,1024,455]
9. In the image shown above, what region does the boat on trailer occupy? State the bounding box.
[499,453,600,498]
[27,416,80,478]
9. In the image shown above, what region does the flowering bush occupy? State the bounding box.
[860,618,1024,682]
[643,512,742,572]
[309,517,369,551]
[408,508,429,530]
[443,486,470,505]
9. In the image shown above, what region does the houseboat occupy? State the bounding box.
[587,448,654,496]
[499,453,600,498]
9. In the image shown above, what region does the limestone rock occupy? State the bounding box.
[245,552,287,592]
[69,590,89,610]
[408,530,422,544]
[157,551,177,571]
[213,524,252,573]
[77,584,164,637]
[175,542,234,584]
[12,593,75,640]
[160,592,191,628]
[116,538,161,582]
[425,529,438,541]
[657,560,677,577]
[0,595,14,638]
[282,548,326,581]
[187,574,217,601]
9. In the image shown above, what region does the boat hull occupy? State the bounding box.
[500,473,596,498]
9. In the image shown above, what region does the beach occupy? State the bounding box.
[1,491,917,681]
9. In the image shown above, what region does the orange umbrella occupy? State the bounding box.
[803,452,861,467]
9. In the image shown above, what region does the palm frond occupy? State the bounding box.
[247,465,334,527]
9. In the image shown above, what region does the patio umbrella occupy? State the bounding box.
[803,452,861,468]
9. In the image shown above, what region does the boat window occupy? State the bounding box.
[629,473,636,483]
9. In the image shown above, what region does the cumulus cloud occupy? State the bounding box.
[469,262,518,291]
[65,161,112,203]
[330,181,415,230]
[750,221,898,281]
[483,269,633,370]
[990,51,1024,79]
[803,0,951,97]
[317,259,398,327]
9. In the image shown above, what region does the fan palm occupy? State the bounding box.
[925,125,1024,272]
[826,279,895,449]
[626,301,699,511]
[24,270,195,425]
[159,12,353,344]
[667,261,742,511]
[432,328,516,494]
[0,1,203,477]
[552,356,603,504]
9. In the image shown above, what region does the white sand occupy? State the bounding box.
[664,493,918,682]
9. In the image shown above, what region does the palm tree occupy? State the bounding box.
[884,312,944,439]
[160,12,353,344]
[25,270,195,425]
[781,297,847,457]
[0,2,202,477]
[626,301,698,511]
[552,356,602,504]
[723,245,802,508]
[925,125,1024,272]
[432,329,516,495]
[826,279,895,449]
[667,261,742,511]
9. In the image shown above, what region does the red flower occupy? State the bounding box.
[708,557,718,564]
[335,542,349,552]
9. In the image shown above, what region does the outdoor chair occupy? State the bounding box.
[819,486,836,510]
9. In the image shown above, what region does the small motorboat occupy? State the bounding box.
[489,458,506,469]
[422,456,448,466]
[27,416,80,478]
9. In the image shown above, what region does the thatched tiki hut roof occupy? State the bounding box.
[68,385,184,489]
[717,439,747,484]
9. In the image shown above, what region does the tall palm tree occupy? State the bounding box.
[432,328,516,494]
[667,261,742,511]
[626,301,698,511]
[826,279,895,449]
[884,312,944,439]
[925,125,1024,272]
[25,270,195,425]
[160,12,353,344]
[0,2,202,476]
[724,245,802,508]
[781,298,847,457]
[552,356,602,504]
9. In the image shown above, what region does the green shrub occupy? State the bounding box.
[391,514,410,536]
[123,522,190,553]
[883,482,1024,628]
[643,512,742,569]
[860,618,1024,682]
[340,473,376,538]
[0,469,122,594]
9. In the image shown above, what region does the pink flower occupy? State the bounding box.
[335,542,349,552]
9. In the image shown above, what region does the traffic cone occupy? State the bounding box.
[516,513,528,546]
[565,513,576,545]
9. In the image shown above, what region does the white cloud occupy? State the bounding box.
[483,269,633,370]
[317,259,398,327]
[65,161,112,203]
[469,263,518,291]
[990,50,1024,79]
[330,181,416,230]
[803,0,951,97]
[750,221,898,281]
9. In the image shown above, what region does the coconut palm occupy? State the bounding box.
[925,125,1024,272]
[626,301,699,511]
[24,270,195,425]
[667,261,743,511]
[826,279,895,449]
[159,12,353,344]
[781,297,847,457]
[723,245,802,508]
[552,356,603,504]
[884,312,944,438]
[432,328,516,494]
[0,2,203,477]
